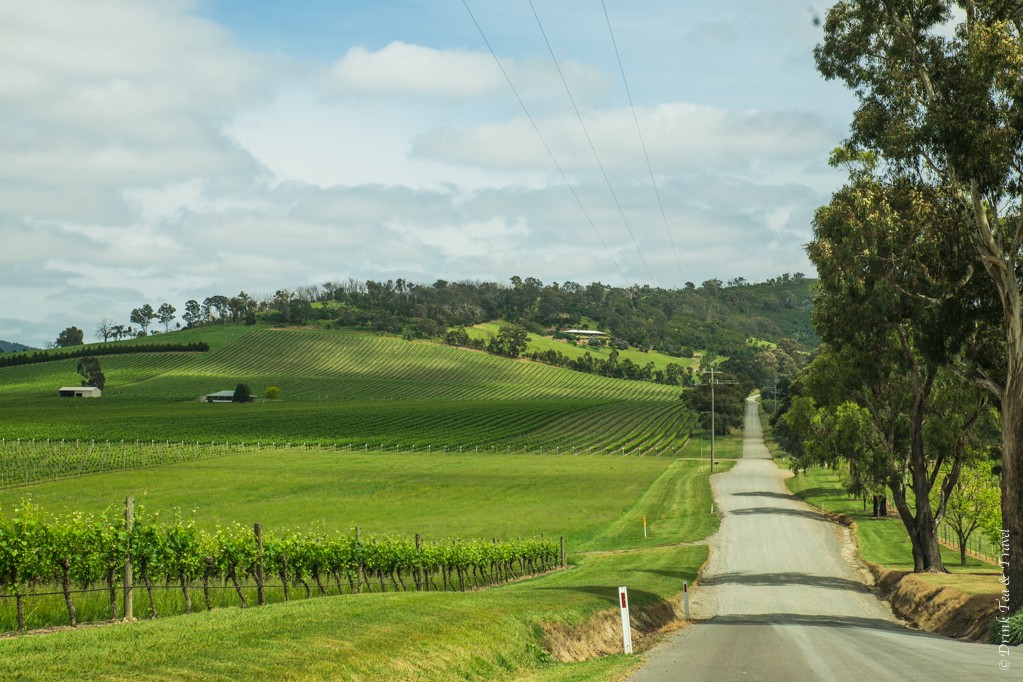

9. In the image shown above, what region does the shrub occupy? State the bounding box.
[990,609,1023,647]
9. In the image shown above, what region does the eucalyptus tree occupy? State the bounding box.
[156,303,176,332]
[806,158,990,572]
[817,0,1023,605]
[129,304,156,335]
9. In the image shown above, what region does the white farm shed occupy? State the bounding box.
[58,386,101,398]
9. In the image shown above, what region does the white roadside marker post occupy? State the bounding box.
[619,586,633,654]
[683,581,690,620]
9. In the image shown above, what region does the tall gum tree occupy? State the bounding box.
[817,0,1023,609]
[808,163,990,572]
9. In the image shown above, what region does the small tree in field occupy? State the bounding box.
[55,327,84,348]
[936,463,1001,566]
[232,384,252,403]
[76,356,105,390]
[263,386,282,401]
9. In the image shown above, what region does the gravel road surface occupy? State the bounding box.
[629,398,1003,682]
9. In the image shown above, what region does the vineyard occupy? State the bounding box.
[0,328,681,406]
[0,500,562,632]
[0,322,738,676]
[0,399,699,487]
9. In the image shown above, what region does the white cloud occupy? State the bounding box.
[0,2,843,347]
[411,102,838,176]
[321,41,609,105]
[324,42,504,98]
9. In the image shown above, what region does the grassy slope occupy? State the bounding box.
[0,327,686,444]
[0,454,739,681]
[465,322,697,372]
[0,325,742,679]
[0,452,680,544]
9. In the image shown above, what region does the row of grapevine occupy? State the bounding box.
[0,501,562,633]
[142,329,682,402]
[0,412,698,490]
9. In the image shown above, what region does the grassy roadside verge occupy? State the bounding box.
[0,447,740,681]
[759,402,1001,586]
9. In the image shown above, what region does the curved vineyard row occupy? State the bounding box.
[0,503,561,632]
[0,353,206,403]
[0,401,699,487]
[134,329,681,402]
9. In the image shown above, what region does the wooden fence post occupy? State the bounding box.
[560,535,566,568]
[124,496,134,621]
[254,522,265,606]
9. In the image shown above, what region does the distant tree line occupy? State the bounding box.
[0,342,210,369]
[254,274,816,354]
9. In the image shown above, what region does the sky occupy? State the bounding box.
[0,0,856,347]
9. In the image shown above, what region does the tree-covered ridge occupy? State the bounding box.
[0,340,34,354]
[0,341,210,369]
[173,274,816,355]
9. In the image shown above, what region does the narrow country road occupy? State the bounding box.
[629,398,1001,682]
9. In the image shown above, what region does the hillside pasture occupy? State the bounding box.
[465,322,698,372]
[0,327,678,405]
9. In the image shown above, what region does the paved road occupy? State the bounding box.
[629,398,1002,682]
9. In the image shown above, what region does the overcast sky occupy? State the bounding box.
[1,0,854,347]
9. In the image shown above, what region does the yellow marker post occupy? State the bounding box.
[643,516,647,538]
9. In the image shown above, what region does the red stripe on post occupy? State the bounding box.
[620,592,627,609]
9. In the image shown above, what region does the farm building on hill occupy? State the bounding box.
[58,386,101,398]
[203,390,254,403]
[563,329,608,336]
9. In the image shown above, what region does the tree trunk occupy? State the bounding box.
[179,571,192,613]
[907,367,946,573]
[203,557,213,610]
[15,590,24,631]
[229,566,247,607]
[59,559,76,626]
[141,565,157,618]
[1001,377,1023,613]
[107,567,117,620]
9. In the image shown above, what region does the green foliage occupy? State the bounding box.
[991,610,1023,647]
[54,327,84,348]
[488,324,529,357]
[0,501,560,632]
[0,341,209,369]
[0,401,699,486]
[262,386,281,401]
[232,383,251,403]
[76,356,105,391]
[935,463,1001,566]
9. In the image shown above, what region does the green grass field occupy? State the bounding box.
[0,451,737,680]
[0,324,745,680]
[0,327,686,446]
[465,322,697,372]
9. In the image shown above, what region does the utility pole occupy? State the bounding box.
[709,366,716,473]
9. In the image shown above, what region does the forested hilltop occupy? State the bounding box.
[58,273,812,435]
[185,273,816,355]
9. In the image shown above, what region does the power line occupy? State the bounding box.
[460,0,630,284]
[601,0,685,285]
[526,0,655,283]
